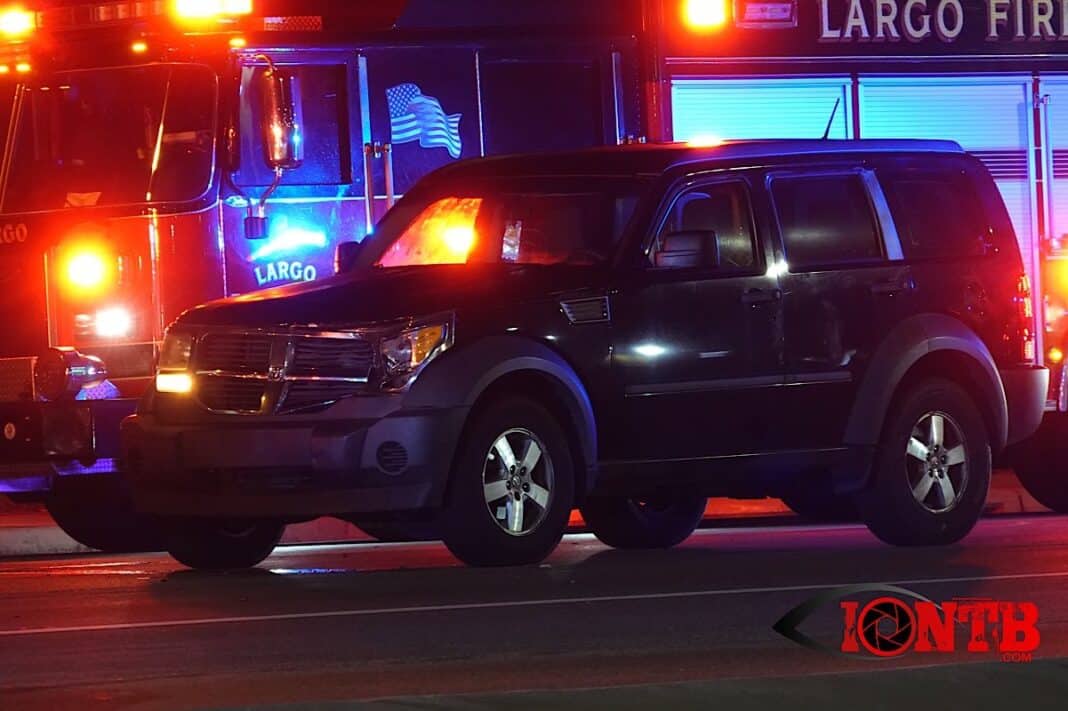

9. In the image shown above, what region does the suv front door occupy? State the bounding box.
[609,174,783,465]
[767,167,912,451]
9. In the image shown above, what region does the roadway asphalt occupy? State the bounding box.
[2,516,1068,710]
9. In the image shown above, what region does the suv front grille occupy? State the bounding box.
[291,337,374,379]
[197,334,273,374]
[197,377,266,413]
[191,331,375,415]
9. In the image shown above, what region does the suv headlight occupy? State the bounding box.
[379,317,453,391]
[156,331,194,394]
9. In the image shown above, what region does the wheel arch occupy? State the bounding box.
[406,336,598,500]
[845,314,1008,455]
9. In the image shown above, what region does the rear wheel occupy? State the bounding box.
[1010,414,1068,513]
[581,493,707,549]
[163,519,284,570]
[45,477,164,553]
[441,398,574,567]
[857,379,991,547]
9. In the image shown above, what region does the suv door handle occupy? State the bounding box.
[870,278,915,296]
[741,288,782,306]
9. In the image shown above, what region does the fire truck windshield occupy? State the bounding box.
[1,64,216,214]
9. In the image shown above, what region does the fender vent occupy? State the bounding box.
[376,442,409,475]
[561,297,610,325]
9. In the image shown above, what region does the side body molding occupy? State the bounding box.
[844,313,1009,453]
[405,336,599,493]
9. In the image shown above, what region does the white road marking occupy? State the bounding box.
[2,569,1068,638]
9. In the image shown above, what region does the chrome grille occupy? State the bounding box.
[291,338,375,378]
[197,377,266,413]
[280,381,366,414]
[197,334,273,374]
[191,330,374,415]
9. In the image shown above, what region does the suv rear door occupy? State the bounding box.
[766,166,912,451]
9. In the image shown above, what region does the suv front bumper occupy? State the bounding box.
[1001,365,1049,445]
[121,405,468,519]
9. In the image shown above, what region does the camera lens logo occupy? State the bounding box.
[857,597,916,657]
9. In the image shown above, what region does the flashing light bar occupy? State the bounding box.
[172,0,252,21]
[0,6,35,39]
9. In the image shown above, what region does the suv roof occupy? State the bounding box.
[434,139,966,181]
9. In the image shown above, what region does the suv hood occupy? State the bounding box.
[179,263,607,329]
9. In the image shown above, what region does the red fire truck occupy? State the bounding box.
[0,0,643,550]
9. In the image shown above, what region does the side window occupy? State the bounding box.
[652,181,758,271]
[771,174,883,269]
[236,63,350,187]
[879,169,988,259]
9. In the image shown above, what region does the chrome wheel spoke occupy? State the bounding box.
[912,474,936,504]
[506,496,524,533]
[936,475,958,508]
[483,479,509,504]
[929,414,944,448]
[907,437,929,462]
[494,436,517,471]
[944,445,966,467]
[527,483,551,509]
[519,440,542,474]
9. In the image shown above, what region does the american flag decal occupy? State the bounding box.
[387,83,463,159]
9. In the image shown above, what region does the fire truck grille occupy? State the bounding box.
[197,377,266,414]
[0,358,35,403]
[197,335,273,374]
[280,382,367,414]
[290,338,375,378]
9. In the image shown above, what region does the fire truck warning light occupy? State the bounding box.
[171,0,253,21]
[682,0,729,31]
[0,6,34,39]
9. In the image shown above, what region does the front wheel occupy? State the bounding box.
[163,519,285,570]
[857,379,991,547]
[581,493,707,549]
[45,477,164,553]
[441,398,574,567]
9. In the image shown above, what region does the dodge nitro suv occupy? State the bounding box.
[122,140,1048,570]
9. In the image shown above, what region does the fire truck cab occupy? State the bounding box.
[0,0,642,550]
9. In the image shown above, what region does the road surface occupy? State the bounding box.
[2,516,1068,709]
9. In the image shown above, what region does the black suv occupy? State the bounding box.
[122,140,1048,569]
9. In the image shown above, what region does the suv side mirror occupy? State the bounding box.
[654,230,719,269]
[335,241,363,274]
[258,66,305,171]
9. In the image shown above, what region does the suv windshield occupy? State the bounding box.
[1,64,216,213]
[367,177,642,268]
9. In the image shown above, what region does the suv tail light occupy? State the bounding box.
[1013,273,1037,364]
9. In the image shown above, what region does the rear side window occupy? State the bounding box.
[771,174,883,269]
[878,169,989,259]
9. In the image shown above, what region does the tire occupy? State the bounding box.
[163,519,285,570]
[581,493,706,549]
[45,478,165,554]
[781,486,858,523]
[440,398,574,567]
[857,378,991,547]
[1010,414,1068,513]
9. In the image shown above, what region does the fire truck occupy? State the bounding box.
[0,0,643,550]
